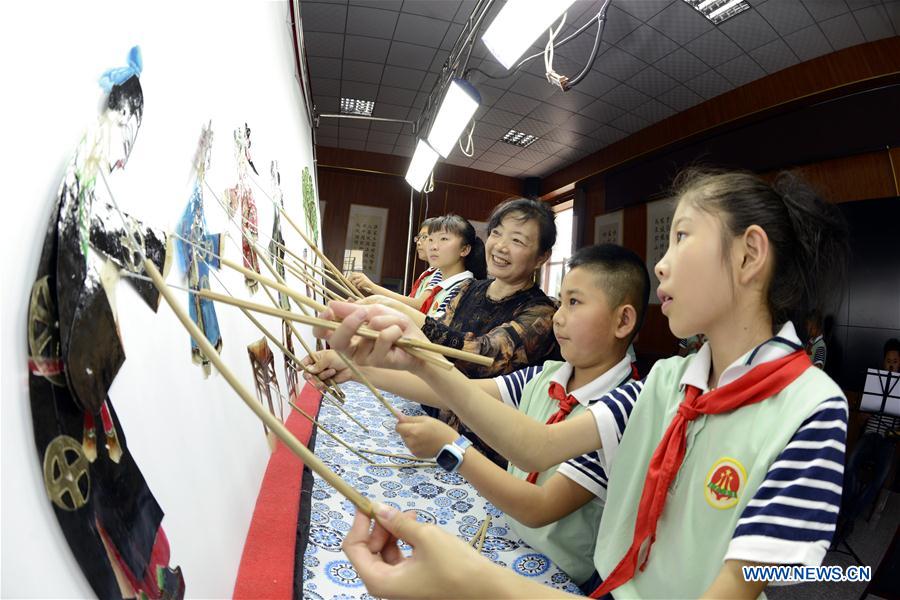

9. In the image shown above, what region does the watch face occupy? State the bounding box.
[436,449,458,471]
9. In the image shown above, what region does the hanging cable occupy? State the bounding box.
[458,119,476,157]
[544,12,568,90]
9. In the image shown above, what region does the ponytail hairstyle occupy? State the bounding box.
[672,168,850,339]
[427,214,488,279]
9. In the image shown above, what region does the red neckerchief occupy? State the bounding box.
[590,350,812,597]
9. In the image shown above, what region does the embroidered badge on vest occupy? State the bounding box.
[704,457,747,509]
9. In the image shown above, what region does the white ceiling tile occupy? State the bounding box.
[544,88,595,112]
[488,142,523,158]
[377,85,417,105]
[341,80,379,100]
[718,8,779,52]
[609,112,649,134]
[617,0,674,21]
[591,124,629,145]
[603,84,651,110]
[845,0,881,8]
[313,95,340,112]
[686,28,743,67]
[658,84,704,111]
[630,98,676,123]
[311,78,341,97]
[685,69,732,100]
[347,5,398,38]
[509,73,558,101]
[513,118,558,137]
[381,65,426,90]
[367,130,399,145]
[655,48,708,82]
[853,5,896,40]
[617,24,679,64]
[819,12,866,49]
[529,103,576,126]
[388,41,437,70]
[757,0,816,36]
[480,107,524,129]
[308,56,342,79]
[372,103,409,120]
[302,2,347,34]
[403,0,459,20]
[749,38,799,74]
[339,125,369,140]
[716,54,766,87]
[440,23,465,51]
[342,59,383,84]
[350,0,403,9]
[628,66,679,97]
[595,46,647,83]
[887,2,900,33]
[570,70,619,97]
[559,113,602,134]
[370,121,405,134]
[306,31,344,58]
[582,98,627,123]
[647,1,714,45]
[494,91,542,115]
[602,5,644,43]
[394,13,451,48]
[785,24,834,61]
[800,0,850,22]
[453,0,478,23]
[344,36,391,63]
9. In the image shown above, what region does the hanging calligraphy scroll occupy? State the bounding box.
[343,204,388,283]
[646,198,675,305]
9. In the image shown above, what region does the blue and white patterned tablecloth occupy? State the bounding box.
[301,382,583,599]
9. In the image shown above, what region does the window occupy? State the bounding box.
[541,201,574,299]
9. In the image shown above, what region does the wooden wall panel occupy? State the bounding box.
[316,147,521,288]
[764,151,897,203]
[541,37,900,199]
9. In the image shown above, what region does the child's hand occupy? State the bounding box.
[343,503,488,599]
[300,350,350,389]
[348,272,375,294]
[396,416,458,458]
[315,301,428,372]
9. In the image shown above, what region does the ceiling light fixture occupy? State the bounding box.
[682,0,750,24]
[340,97,375,116]
[404,139,440,192]
[501,129,539,148]
[481,0,576,69]
[426,79,481,158]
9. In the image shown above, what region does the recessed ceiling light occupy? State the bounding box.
[683,0,750,24]
[340,97,375,116]
[502,129,538,148]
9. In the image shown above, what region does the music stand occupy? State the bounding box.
[860,368,900,419]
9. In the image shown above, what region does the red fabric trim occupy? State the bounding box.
[233,382,321,599]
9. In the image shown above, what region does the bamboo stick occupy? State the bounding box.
[288,252,357,299]
[337,351,403,420]
[196,289,490,367]
[289,402,374,464]
[368,462,435,469]
[358,448,423,460]
[278,206,364,298]
[144,258,372,516]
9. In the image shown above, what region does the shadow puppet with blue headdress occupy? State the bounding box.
[26,46,185,599]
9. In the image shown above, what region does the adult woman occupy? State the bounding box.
[361,198,560,379]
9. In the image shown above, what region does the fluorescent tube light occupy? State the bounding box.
[426,79,481,158]
[481,0,576,70]
[404,139,440,191]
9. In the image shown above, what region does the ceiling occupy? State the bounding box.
[301,0,899,179]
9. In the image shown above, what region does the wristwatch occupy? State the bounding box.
[435,435,472,473]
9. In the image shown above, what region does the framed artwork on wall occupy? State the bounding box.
[594,210,623,245]
[344,204,388,283]
[646,198,675,305]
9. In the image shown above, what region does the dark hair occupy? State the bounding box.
[427,214,487,279]
[568,244,651,345]
[486,198,557,255]
[672,168,850,335]
[106,75,144,125]
[885,338,900,357]
[418,217,436,231]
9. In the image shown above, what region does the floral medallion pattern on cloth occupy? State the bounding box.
[301,382,583,598]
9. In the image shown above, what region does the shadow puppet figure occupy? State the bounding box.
[26,46,184,599]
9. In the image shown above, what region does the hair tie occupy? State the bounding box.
[99,46,143,92]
